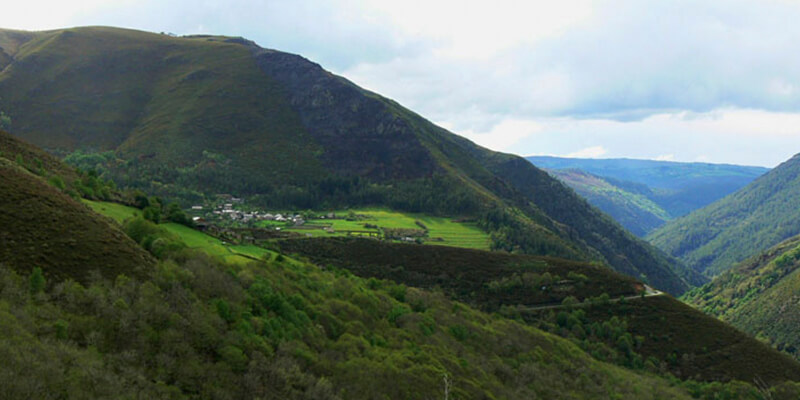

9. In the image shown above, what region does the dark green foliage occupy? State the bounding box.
[277,237,800,386]
[28,267,44,294]
[123,217,186,259]
[142,206,161,223]
[0,251,710,399]
[683,235,800,361]
[277,238,641,309]
[650,153,800,277]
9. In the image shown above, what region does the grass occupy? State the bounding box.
[286,208,491,250]
[84,200,277,265]
[83,200,140,224]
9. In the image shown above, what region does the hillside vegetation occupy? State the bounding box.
[649,153,800,277]
[546,169,670,236]
[0,130,154,282]
[4,133,800,398]
[276,237,800,385]
[0,26,691,294]
[684,235,800,360]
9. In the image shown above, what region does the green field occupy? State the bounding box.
[84,200,276,264]
[287,209,491,250]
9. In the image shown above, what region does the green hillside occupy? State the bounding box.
[684,235,800,360]
[0,26,691,294]
[277,237,800,385]
[4,132,800,398]
[83,199,277,265]
[649,153,800,277]
[0,130,154,282]
[547,169,670,236]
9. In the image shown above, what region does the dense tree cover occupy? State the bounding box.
[0,250,714,400]
[684,235,800,360]
[276,237,800,386]
[649,153,800,277]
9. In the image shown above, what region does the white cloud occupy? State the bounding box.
[654,154,675,161]
[502,108,800,167]
[566,146,607,158]
[3,1,800,166]
[451,118,543,151]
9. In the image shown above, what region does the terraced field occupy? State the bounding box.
[286,209,491,250]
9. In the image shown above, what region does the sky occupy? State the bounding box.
[3,0,800,167]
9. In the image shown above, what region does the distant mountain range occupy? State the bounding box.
[0,26,693,294]
[527,156,768,236]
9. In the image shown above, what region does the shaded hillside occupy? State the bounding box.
[0,26,690,294]
[649,153,800,277]
[528,156,768,218]
[277,237,800,385]
[547,169,670,236]
[0,131,154,282]
[684,235,800,360]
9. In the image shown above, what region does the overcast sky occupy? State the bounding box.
[3,0,800,167]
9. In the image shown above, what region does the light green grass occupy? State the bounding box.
[287,209,491,250]
[83,200,140,224]
[84,200,276,265]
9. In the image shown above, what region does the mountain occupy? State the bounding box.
[683,235,800,360]
[4,129,791,399]
[545,169,670,236]
[0,26,692,294]
[527,156,768,219]
[649,153,800,277]
[0,129,154,282]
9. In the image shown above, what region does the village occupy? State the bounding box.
[183,195,446,246]
[187,195,339,227]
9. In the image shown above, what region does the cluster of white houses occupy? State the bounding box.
[192,203,306,225]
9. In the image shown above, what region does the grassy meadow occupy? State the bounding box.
[286,208,491,250]
[83,200,276,264]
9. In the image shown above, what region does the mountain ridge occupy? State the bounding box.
[0,25,691,294]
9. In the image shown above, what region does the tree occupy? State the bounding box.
[29,267,45,294]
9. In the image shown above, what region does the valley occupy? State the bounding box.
[2,22,800,400]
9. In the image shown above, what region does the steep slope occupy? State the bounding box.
[546,169,670,236]
[277,237,800,385]
[649,153,800,277]
[528,156,768,218]
[0,26,690,294]
[0,130,154,282]
[684,235,800,359]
